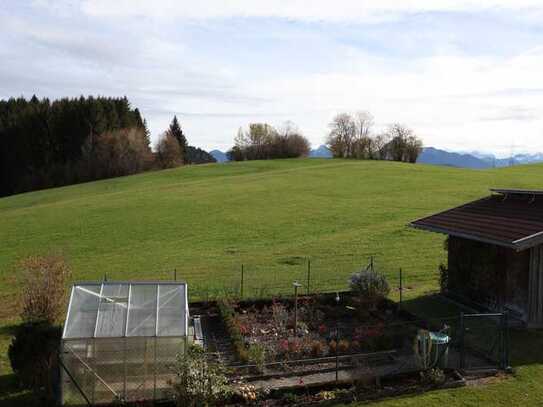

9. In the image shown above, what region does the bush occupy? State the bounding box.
[19,254,71,324]
[338,339,350,353]
[349,269,390,308]
[311,340,325,357]
[329,340,337,354]
[247,343,266,373]
[217,300,248,363]
[438,263,448,292]
[8,322,62,402]
[171,344,232,406]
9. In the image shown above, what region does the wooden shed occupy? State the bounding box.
[410,189,543,328]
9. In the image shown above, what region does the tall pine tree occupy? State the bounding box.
[168,116,187,162]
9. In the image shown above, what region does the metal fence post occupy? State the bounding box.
[399,268,403,311]
[307,259,311,295]
[459,312,465,370]
[174,268,177,281]
[240,264,244,298]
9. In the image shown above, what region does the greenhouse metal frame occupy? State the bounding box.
[60,281,189,405]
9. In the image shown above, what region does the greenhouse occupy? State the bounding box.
[60,281,189,405]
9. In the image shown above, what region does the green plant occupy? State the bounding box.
[282,392,298,404]
[8,321,62,402]
[247,343,266,373]
[349,269,390,308]
[420,368,446,386]
[438,263,449,292]
[217,300,247,362]
[414,329,433,369]
[171,344,232,406]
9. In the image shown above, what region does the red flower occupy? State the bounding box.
[318,324,328,334]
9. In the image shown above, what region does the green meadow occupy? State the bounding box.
[1,158,543,405]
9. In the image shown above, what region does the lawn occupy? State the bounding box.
[1,158,543,405]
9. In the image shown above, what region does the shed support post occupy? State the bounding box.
[528,246,543,327]
[459,312,465,370]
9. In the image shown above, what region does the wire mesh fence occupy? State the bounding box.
[59,256,510,405]
[179,255,414,303]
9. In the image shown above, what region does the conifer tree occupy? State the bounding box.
[168,116,187,162]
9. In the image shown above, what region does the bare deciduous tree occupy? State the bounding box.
[352,111,374,159]
[20,254,72,324]
[327,113,356,158]
[155,130,183,168]
[228,122,310,160]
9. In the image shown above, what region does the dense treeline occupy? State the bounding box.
[0,97,215,197]
[326,112,423,163]
[227,122,310,161]
[0,96,149,196]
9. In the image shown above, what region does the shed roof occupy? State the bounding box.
[410,189,543,251]
[62,281,188,339]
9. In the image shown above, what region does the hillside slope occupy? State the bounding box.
[2,159,543,406]
[2,158,543,299]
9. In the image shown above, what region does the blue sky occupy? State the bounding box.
[2,1,543,156]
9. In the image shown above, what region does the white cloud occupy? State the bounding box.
[2,1,543,154]
[79,0,543,21]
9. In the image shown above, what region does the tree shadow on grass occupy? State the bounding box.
[0,374,37,407]
[0,324,18,337]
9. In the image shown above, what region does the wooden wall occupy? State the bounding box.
[447,236,529,319]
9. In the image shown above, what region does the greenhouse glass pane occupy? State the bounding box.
[63,284,101,339]
[95,284,129,337]
[126,284,158,336]
[157,285,186,336]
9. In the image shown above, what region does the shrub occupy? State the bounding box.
[19,254,71,324]
[329,340,337,354]
[217,300,247,362]
[420,368,446,386]
[8,322,62,402]
[287,339,302,357]
[349,269,390,308]
[236,384,258,403]
[338,339,350,353]
[247,344,266,373]
[438,263,448,292]
[311,340,325,357]
[171,344,232,406]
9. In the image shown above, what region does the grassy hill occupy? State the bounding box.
[2,158,543,405]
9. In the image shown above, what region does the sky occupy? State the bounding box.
[2,1,543,156]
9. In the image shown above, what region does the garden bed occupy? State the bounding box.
[188,289,506,405]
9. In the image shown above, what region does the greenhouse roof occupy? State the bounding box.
[62,281,188,339]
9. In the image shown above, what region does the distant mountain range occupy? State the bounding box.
[309,145,332,158]
[417,147,543,169]
[209,150,228,163]
[209,145,332,162]
[209,145,543,169]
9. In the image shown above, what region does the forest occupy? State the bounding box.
[0,96,214,197]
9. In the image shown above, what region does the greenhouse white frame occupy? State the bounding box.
[60,281,189,405]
